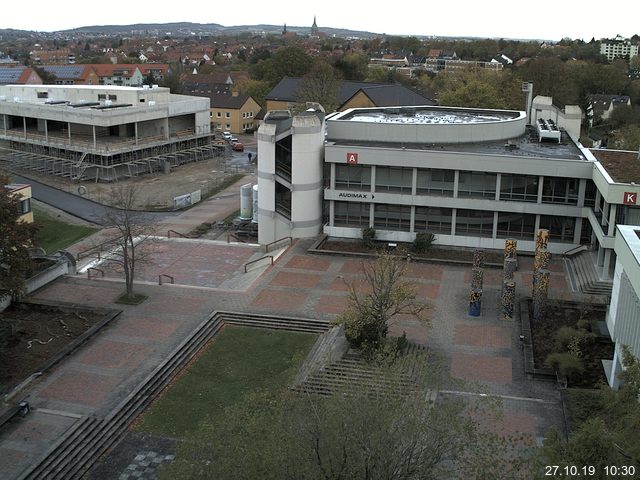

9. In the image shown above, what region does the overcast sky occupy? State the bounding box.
[2,0,637,41]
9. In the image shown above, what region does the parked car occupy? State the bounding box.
[232,142,244,152]
[230,136,239,143]
[222,131,232,140]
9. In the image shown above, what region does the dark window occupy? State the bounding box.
[375,167,413,194]
[414,207,452,234]
[335,165,371,191]
[542,177,578,205]
[334,201,370,227]
[18,198,31,215]
[456,209,494,237]
[374,204,411,231]
[539,215,575,243]
[496,213,536,240]
[416,168,454,196]
[458,171,497,199]
[37,92,48,99]
[500,174,539,202]
[584,180,597,207]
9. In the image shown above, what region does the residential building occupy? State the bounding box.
[265,77,434,113]
[4,183,33,223]
[38,65,99,85]
[606,224,640,388]
[0,84,213,182]
[210,93,260,133]
[91,64,144,86]
[257,104,640,286]
[600,36,639,62]
[587,94,632,126]
[0,66,43,85]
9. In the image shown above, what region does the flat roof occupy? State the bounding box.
[590,149,640,183]
[2,84,169,92]
[334,105,521,125]
[328,126,586,161]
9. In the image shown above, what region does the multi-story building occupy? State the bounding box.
[210,93,260,134]
[0,84,213,182]
[38,65,99,85]
[257,104,640,282]
[600,36,639,62]
[4,183,33,223]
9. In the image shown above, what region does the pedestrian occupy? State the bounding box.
[248,152,252,161]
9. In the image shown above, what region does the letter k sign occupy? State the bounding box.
[624,192,637,205]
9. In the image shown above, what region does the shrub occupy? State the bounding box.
[546,352,584,382]
[412,232,436,254]
[361,227,376,249]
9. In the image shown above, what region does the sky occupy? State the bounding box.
[1,0,638,41]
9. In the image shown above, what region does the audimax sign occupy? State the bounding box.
[337,192,371,199]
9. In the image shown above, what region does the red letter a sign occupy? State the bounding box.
[347,152,358,164]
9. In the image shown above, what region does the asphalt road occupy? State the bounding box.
[14,174,178,226]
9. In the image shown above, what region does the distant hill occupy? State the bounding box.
[60,21,378,38]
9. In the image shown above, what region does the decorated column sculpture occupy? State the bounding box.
[501,239,518,319]
[501,280,516,320]
[469,288,482,317]
[532,269,550,321]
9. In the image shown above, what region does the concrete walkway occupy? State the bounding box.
[0,194,570,479]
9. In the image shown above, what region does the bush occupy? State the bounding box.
[412,232,436,254]
[546,352,584,381]
[361,227,376,249]
[555,326,596,355]
[340,309,386,349]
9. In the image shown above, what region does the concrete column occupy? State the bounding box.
[574,217,583,245]
[370,165,376,193]
[330,163,336,189]
[608,204,617,236]
[369,203,374,227]
[595,189,601,212]
[3,114,6,135]
[134,122,139,146]
[410,205,416,232]
[603,249,612,279]
[411,168,417,196]
[44,119,48,142]
[534,214,541,235]
[67,122,71,145]
[492,211,498,239]
[537,175,544,203]
[23,116,26,138]
[164,118,169,140]
[577,179,586,207]
[92,125,96,149]
[453,170,460,198]
[597,244,605,267]
[329,200,335,227]
[495,173,501,201]
[451,209,457,236]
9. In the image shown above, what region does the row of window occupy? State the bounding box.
[215,111,255,118]
[334,165,584,206]
[333,201,577,242]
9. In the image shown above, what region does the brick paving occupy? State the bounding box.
[0,194,574,478]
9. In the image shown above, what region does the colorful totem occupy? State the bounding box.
[469,288,482,317]
[501,280,516,320]
[533,269,550,321]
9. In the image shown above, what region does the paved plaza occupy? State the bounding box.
[0,223,572,478]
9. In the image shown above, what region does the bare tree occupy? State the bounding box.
[336,252,428,349]
[101,184,157,301]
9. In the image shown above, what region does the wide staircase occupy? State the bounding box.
[16,312,329,480]
[564,251,613,297]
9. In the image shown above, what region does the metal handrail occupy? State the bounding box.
[227,233,245,243]
[87,267,104,279]
[244,255,274,273]
[264,236,293,253]
[76,235,123,261]
[167,229,188,238]
[562,244,588,257]
[159,274,174,285]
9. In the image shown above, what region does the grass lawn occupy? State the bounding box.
[135,326,316,439]
[33,206,97,253]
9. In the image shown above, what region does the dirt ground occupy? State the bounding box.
[0,133,257,211]
[0,304,106,392]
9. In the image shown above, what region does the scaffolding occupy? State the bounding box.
[0,135,224,182]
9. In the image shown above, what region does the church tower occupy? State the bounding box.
[311,16,318,36]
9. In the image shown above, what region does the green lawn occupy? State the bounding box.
[135,326,316,439]
[33,206,97,254]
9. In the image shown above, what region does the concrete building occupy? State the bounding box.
[0,84,214,182]
[530,96,582,139]
[600,37,639,62]
[257,107,325,243]
[257,104,640,282]
[606,225,640,388]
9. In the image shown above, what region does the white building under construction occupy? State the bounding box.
[0,84,217,181]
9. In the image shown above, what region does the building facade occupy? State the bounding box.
[210,93,260,134]
[257,104,640,281]
[600,37,639,62]
[0,84,213,182]
[4,183,33,223]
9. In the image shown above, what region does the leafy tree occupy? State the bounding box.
[611,125,640,150]
[33,66,57,85]
[365,65,391,83]
[162,369,533,479]
[335,252,427,349]
[295,61,340,113]
[438,69,523,110]
[250,46,313,86]
[0,176,36,302]
[100,185,156,301]
[236,78,271,107]
[160,66,184,94]
[334,53,368,81]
